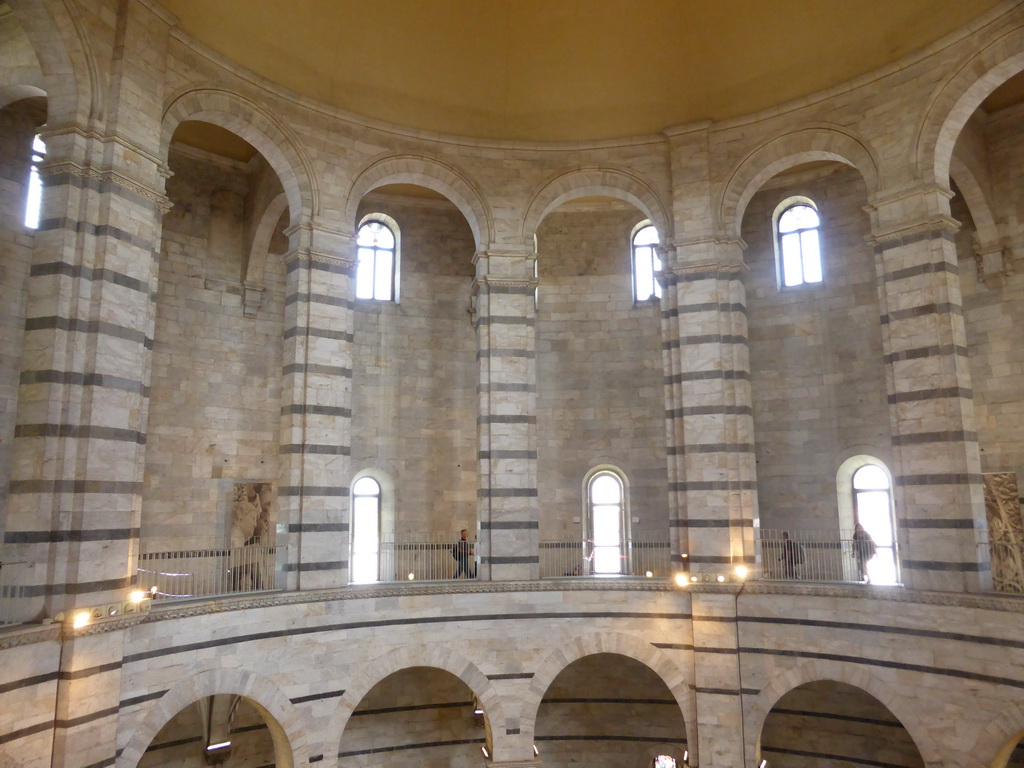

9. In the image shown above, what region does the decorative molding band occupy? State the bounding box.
[40,162,171,213]
[868,217,959,249]
[282,250,356,268]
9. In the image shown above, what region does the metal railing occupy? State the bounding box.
[756,530,898,584]
[540,535,672,579]
[138,542,278,600]
[374,533,479,583]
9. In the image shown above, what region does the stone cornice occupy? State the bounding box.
[39,161,173,214]
[0,623,60,650]
[473,276,539,290]
[866,215,961,246]
[281,249,356,268]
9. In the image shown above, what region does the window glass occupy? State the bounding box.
[632,223,661,301]
[777,203,822,287]
[356,220,396,301]
[852,465,897,585]
[24,135,45,229]
[589,472,624,574]
[351,477,381,584]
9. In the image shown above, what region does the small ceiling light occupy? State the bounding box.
[645,570,653,578]
[690,574,699,582]
[481,746,490,758]
[735,565,749,579]
[72,611,90,629]
[533,744,539,757]
[716,574,726,583]
[674,573,689,587]
[681,553,688,558]
[407,572,415,580]
[760,760,768,768]
[129,589,146,603]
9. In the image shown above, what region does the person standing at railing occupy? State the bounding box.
[780,531,804,579]
[452,528,475,579]
[853,522,877,583]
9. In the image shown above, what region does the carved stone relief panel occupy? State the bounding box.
[983,472,1023,593]
[231,482,274,547]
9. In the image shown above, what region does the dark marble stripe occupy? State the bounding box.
[119,691,166,709]
[506,727,521,735]
[309,755,324,763]
[54,705,119,729]
[672,518,754,528]
[338,737,485,758]
[478,415,537,424]
[536,734,688,745]
[14,576,133,597]
[763,745,906,768]
[664,333,747,349]
[121,611,692,664]
[695,646,737,654]
[673,443,754,454]
[480,520,539,529]
[884,343,968,364]
[876,230,954,257]
[0,671,59,695]
[543,697,677,705]
[282,363,352,377]
[485,556,540,564]
[283,561,345,572]
[477,348,536,359]
[895,473,983,486]
[278,486,349,497]
[37,217,155,252]
[477,488,539,497]
[667,405,753,418]
[280,444,351,456]
[892,430,976,446]
[478,316,535,326]
[486,672,534,680]
[31,260,149,294]
[901,559,984,572]
[352,702,468,717]
[8,479,142,495]
[14,423,145,444]
[281,404,352,417]
[479,450,537,459]
[670,481,757,491]
[290,689,345,704]
[0,719,55,746]
[6,527,138,543]
[899,518,978,529]
[692,687,740,696]
[309,259,353,276]
[883,302,962,323]
[663,302,746,318]
[288,523,349,533]
[80,757,116,768]
[19,369,147,396]
[888,386,971,404]
[284,292,353,309]
[24,316,148,346]
[479,383,537,393]
[771,706,904,729]
[686,555,754,564]
[665,370,750,384]
[283,326,354,343]
[45,171,162,212]
[666,268,746,284]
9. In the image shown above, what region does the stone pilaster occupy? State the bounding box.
[868,185,989,592]
[278,223,356,590]
[473,247,539,581]
[662,238,758,578]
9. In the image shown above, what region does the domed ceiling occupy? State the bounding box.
[161,0,1003,142]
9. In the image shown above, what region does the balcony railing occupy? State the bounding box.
[138,542,278,600]
[756,530,899,585]
[370,533,479,583]
[540,535,672,579]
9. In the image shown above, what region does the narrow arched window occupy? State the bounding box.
[632,222,661,301]
[852,464,897,585]
[356,217,398,301]
[588,471,626,575]
[24,135,45,229]
[350,476,381,583]
[775,201,822,288]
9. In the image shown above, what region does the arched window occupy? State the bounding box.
[852,464,898,585]
[587,469,628,575]
[356,215,399,301]
[774,199,823,288]
[632,222,661,302]
[350,476,381,584]
[24,135,45,229]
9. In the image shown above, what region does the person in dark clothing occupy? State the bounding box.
[853,522,877,582]
[453,528,475,578]
[779,531,803,578]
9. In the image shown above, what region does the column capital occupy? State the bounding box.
[863,181,959,241]
[282,221,356,268]
[664,235,747,276]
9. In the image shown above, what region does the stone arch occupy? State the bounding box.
[162,87,318,229]
[971,700,1024,768]
[245,192,289,284]
[326,643,502,766]
[916,25,1024,190]
[7,0,95,125]
[522,632,694,749]
[116,666,308,768]
[344,153,492,250]
[950,150,1001,250]
[521,166,671,248]
[743,657,935,768]
[718,126,880,240]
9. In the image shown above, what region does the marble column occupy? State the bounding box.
[868,185,988,591]
[277,223,356,590]
[473,246,539,581]
[662,239,758,579]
